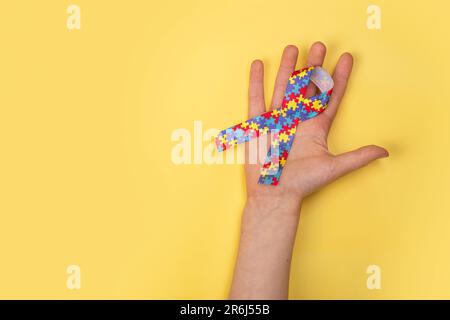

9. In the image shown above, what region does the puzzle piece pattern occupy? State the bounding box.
[216,66,333,186]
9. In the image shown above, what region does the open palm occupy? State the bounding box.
[245,43,388,201]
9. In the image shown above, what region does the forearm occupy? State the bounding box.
[229,196,302,300]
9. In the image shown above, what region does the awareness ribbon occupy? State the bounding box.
[215,66,334,185]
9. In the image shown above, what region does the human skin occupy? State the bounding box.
[229,42,389,300]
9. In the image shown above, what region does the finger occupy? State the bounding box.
[246,60,266,177]
[248,60,266,118]
[332,145,389,179]
[322,53,353,128]
[305,41,327,97]
[270,45,298,110]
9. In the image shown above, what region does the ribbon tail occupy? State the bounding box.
[215,107,285,152]
[258,121,298,186]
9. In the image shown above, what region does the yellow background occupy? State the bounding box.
[0,0,449,299]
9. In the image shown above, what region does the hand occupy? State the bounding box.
[230,43,389,300]
[245,43,388,206]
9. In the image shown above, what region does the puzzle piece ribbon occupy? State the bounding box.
[216,66,334,186]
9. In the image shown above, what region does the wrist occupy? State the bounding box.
[245,194,302,215]
[243,194,302,231]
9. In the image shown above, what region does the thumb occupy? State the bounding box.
[332,145,389,179]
